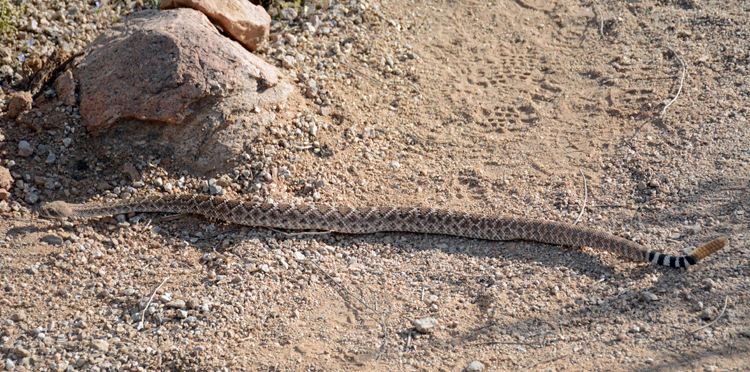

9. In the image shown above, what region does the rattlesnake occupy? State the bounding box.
[38,193,727,268]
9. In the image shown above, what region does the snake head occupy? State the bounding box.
[37,201,73,220]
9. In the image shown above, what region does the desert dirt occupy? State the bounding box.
[1,0,749,371]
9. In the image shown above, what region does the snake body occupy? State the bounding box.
[38,194,727,268]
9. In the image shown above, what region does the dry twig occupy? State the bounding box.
[691,296,729,333]
[660,46,687,116]
[138,276,170,331]
[573,169,588,225]
[624,46,689,146]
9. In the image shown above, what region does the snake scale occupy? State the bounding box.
[38,194,727,268]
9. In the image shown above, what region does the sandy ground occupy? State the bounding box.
[1,0,749,371]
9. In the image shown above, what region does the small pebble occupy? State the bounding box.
[41,234,64,245]
[640,291,658,302]
[187,298,200,310]
[279,7,297,20]
[209,184,222,195]
[466,361,484,372]
[166,299,186,309]
[90,339,109,352]
[11,312,26,322]
[413,317,438,334]
[693,301,704,312]
[13,347,31,358]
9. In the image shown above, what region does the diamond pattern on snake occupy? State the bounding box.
[38,194,727,269]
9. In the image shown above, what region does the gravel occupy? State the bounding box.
[0,0,748,370]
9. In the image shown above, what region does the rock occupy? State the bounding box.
[640,291,658,302]
[75,8,292,173]
[77,8,280,133]
[7,91,33,118]
[90,339,110,352]
[215,175,232,187]
[279,7,297,21]
[25,192,39,204]
[5,359,16,370]
[41,234,64,245]
[700,308,715,321]
[309,14,322,28]
[693,301,704,312]
[0,189,9,201]
[160,293,173,303]
[281,55,296,69]
[11,311,26,322]
[54,69,77,106]
[703,278,716,290]
[177,310,188,319]
[413,317,438,334]
[166,299,186,309]
[13,347,31,358]
[186,298,200,310]
[209,184,222,195]
[18,140,34,157]
[466,361,484,372]
[0,166,12,189]
[161,0,271,51]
